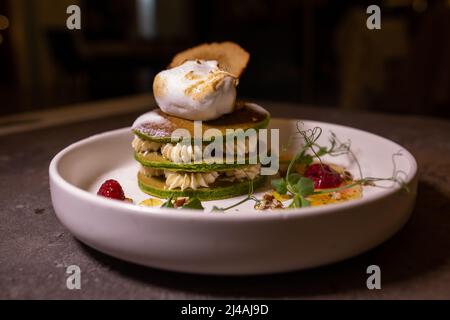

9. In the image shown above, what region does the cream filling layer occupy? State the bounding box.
[132,136,161,154]
[139,164,261,191]
[161,143,203,163]
[133,136,256,163]
[165,171,220,191]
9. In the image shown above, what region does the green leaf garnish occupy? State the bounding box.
[315,147,328,157]
[287,173,302,185]
[288,194,301,208]
[300,196,310,207]
[296,177,315,197]
[297,154,314,166]
[161,194,174,208]
[182,197,204,210]
[271,178,287,194]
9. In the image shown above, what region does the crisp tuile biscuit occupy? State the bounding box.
[168,42,250,78]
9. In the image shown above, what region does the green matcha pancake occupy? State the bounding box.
[135,151,259,172]
[132,102,270,143]
[138,171,267,200]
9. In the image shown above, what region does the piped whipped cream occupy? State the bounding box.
[132,136,161,154]
[153,60,238,121]
[161,143,203,164]
[139,164,261,191]
[165,171,219,191]
[132,135,256,163]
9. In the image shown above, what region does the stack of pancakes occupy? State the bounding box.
[131,42,271,200]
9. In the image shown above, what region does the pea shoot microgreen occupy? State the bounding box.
[271,123,408,208]
[211,181,260,212]
[161,122,408,212]
[161,194,175,208]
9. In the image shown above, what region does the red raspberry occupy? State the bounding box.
[97,179,125,200]
[304,163,343,189]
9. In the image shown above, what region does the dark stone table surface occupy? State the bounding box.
[1,99,450,299]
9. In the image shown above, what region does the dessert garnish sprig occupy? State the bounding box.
[160,122,409,212]
[211,181,260,212]
[271,122,409,208]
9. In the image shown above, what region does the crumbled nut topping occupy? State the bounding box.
[174,197,189,208]
[254,193,284,210]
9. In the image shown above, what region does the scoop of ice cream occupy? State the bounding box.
[153,60,238,121]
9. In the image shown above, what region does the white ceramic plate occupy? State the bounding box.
[49,119,418,275]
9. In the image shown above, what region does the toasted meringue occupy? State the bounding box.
[153,60,238,121]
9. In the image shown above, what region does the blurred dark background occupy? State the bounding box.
[0,0,449,117]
